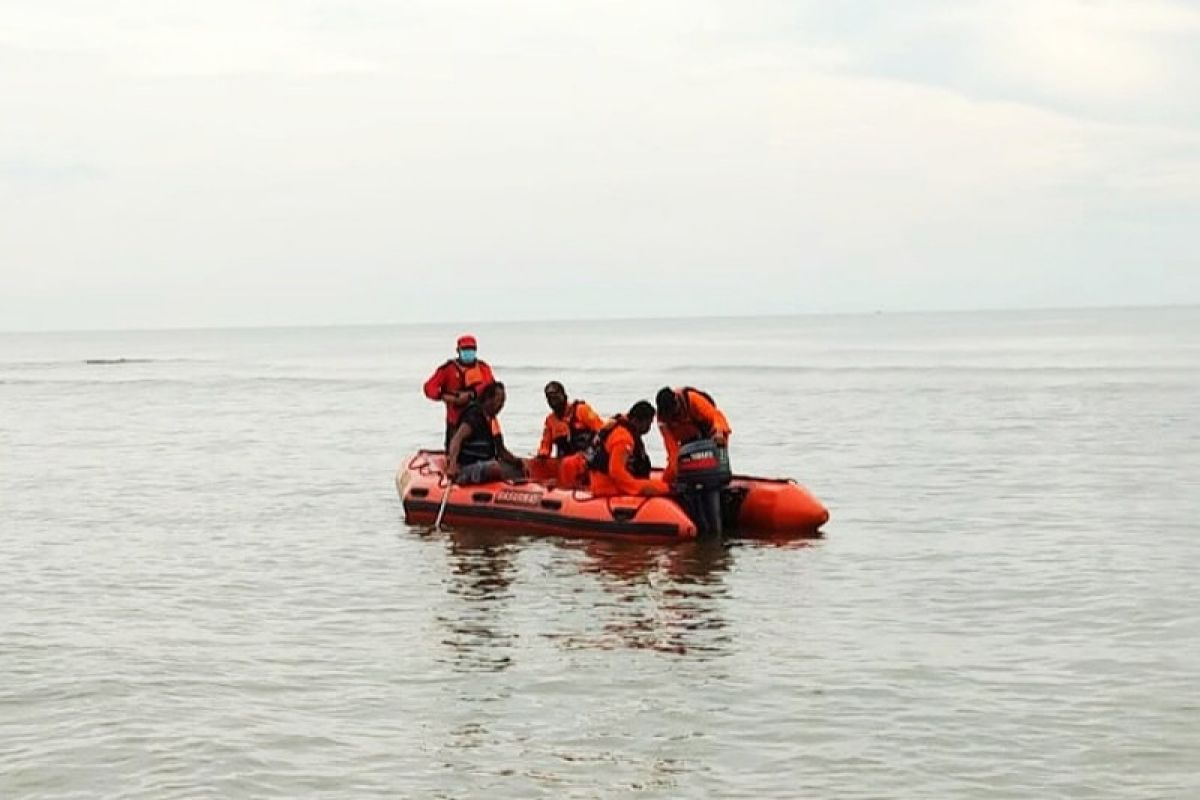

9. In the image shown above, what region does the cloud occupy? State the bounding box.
[0,0,1197,329]
[0,2,383,76]
[0,156,103,184]
[976,0,1199,102]
[781,0,1200,128]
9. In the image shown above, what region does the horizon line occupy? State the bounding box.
[3,301,1198,335]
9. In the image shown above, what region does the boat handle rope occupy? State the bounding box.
[409,451,453,482]
[604,496,650,521]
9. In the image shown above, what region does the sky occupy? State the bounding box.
[2,0,1199,331]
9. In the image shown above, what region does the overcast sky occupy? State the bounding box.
[2,0,1198,330]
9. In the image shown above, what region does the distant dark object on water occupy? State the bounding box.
[83,358,153,365]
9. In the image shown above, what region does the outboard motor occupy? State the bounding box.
[672,438,732,537]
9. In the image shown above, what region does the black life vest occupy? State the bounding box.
[457,404,501,465]
[551,400,596,457]
[586,416,651,478]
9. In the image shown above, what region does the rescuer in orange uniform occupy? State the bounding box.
[587,401,671,497]
[533,381,606,488]
[423,334,496,449]
[537,382,605,458]
[654,386,732,485]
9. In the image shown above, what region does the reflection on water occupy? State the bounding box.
[424,528,816,788]
[428,528,823,668]
[428,530,821,670]
[576,538,733,587]
[435,529,519,673]
[571,539,738,658]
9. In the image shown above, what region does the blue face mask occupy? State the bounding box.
[459,349,477,365]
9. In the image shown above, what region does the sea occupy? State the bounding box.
[2,307,1198,799]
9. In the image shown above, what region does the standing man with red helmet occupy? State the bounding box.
[423,334,496,449]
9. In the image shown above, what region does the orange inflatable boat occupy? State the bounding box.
[397,450,829,541]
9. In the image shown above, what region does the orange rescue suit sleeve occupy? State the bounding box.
[423,362,451,401]
[576,402,606,433]
[660,423,681,486]
[537,411,558,458]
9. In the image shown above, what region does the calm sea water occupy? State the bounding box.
[2,308,1198,799]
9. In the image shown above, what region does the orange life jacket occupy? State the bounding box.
[667,386,718,443]
[444,359,491,396]
[547,400,596,457]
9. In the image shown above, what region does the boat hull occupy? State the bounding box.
[397,451,828,540]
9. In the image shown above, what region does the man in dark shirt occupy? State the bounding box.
[445,382,526,485]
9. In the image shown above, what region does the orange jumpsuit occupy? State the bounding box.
[659,388,732,484]
[537,400,605,458]
[531,401,606,489]
[589,422,670,497]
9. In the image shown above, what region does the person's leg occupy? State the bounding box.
[457,460,495,485]
[558,454,587,488]
[497,460,526,482]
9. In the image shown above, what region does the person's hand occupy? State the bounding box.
[445,462,459,481]
[712,431,728,447]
